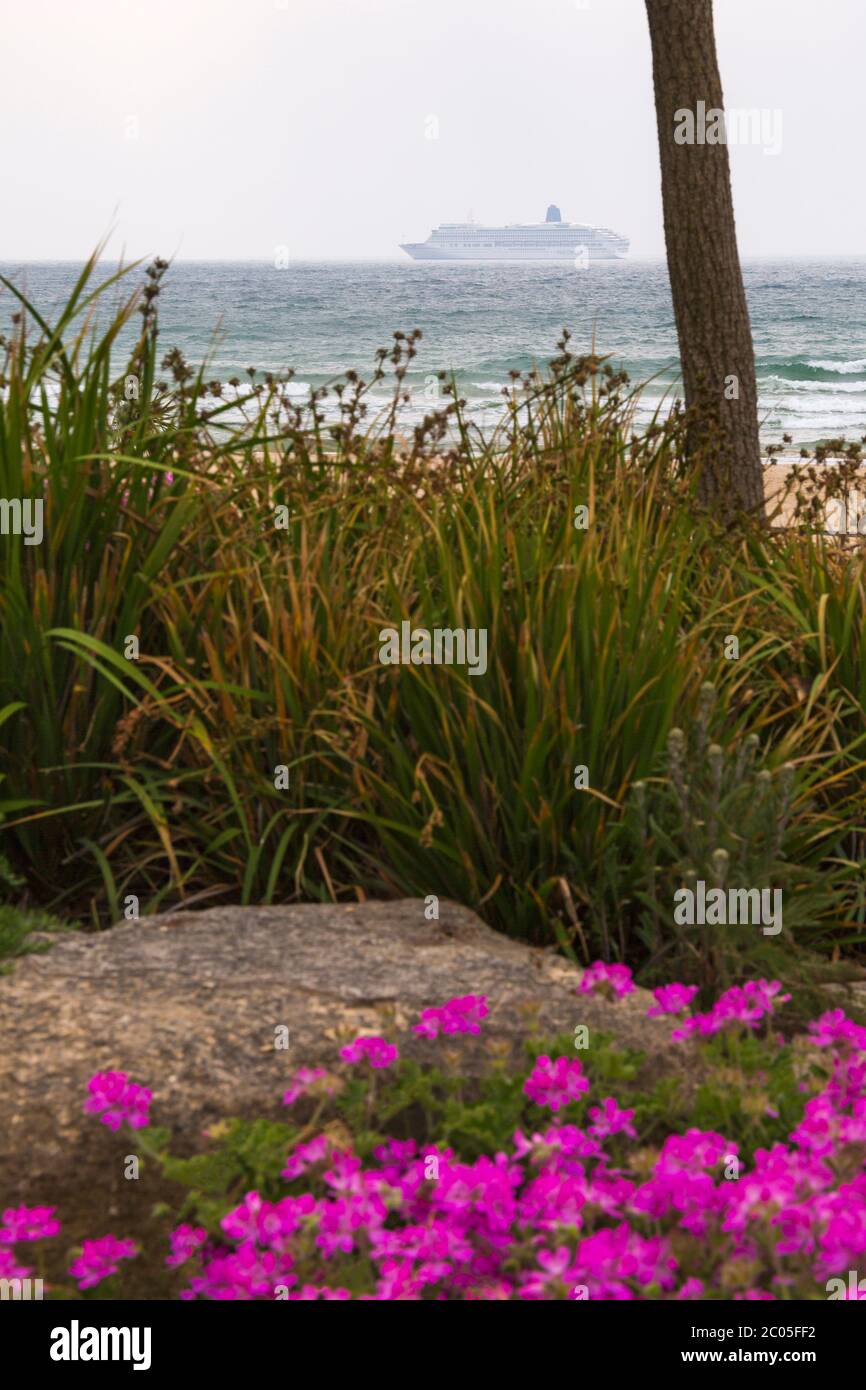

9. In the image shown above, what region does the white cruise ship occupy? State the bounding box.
[400,204,629,262]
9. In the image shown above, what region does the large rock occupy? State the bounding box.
[0,899,682,1289]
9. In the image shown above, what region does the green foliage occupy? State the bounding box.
[0,904,68,967]
[599,685,863,992]
[160,1117,299,1215]
[688,1031,803,1147]
[1,256,864,979]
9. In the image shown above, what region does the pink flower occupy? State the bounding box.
[281,1135,333,1181]
[184,1242,296,1300]
[587,1097,638,1142]
[632,1130,734,1237]
[671,981,790,1041]
[372,1138,418,1166]
[572,1222,678,1297]
[524,1056,590,1112]
[167,1225,207,1268]
[512,1124,603,1168]
[282,1067,337,1105]
[677,1277,704,1299]
[316,1191,388,1257]
[289,1283,352,1300]
[466,1280,514,1300]
[721,1143,831,1243]
[68,1236,138,1290]
[40,980,866,1301]
[372,1256,425,1300]
[83,1071,152,1130]
[414,994,489,1039]
[339,1036,398,1068]
[0,1248,31,1281]
[655,1129,733,1173]
[518,1245,584,1299]
[220,1191,316,1248]
[647,983,699,1018]
[0,1204,61,1242]
[578,961,635,999]
[808,1009,866,1054]
[324,1150,367,1195]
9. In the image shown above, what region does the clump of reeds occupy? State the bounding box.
[1,256,864,983]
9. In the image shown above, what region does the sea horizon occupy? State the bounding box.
[3,257,865,448]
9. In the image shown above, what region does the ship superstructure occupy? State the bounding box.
[400,204,629,261]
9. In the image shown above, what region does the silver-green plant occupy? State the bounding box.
[615,683,844,993]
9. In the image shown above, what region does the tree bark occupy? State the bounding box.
[645,0,764,520]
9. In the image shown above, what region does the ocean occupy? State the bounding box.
[2,259,864,447]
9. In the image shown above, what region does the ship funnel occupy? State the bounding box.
[545,204,562,223]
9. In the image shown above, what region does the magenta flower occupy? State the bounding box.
[68,1235,138,1290]
[578,961,635,1000]
[789,1095,844,1157]
[184,1242,296,1300]
[518,1245,584,1299]
[289,1283,352,1300]
[671,980,790,1041]
[513,1123,603,1168]
[167,1225,208,1268]
[414,994,489,1039]
[220,1191,316,1247]
[571,1222,678,1297]
[0,1204,61,1242]
[656,1129,732,1173]
[721,1143,830,1243]
[83,1071,152,1130]
[339,1036,399,1068]
[808,1009,866,1054]
[324,1149,369,1196]
[372,1138,418,1165]
[282,1067,337,1106]
[372,1256,426,1300]
[524,1056,590,1112]
[676,1277,704,1299]
[32,979,866,1301]
[281,1135,333,1181]
[466,1280,515,1300]
[647,983,699,1018]
[587,1097,638,1142]
[0,1248,31,1281]
[316,1189,390,1258]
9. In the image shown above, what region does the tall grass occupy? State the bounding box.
[1,258,864,982]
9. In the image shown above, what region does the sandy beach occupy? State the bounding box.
[764,456,866,534]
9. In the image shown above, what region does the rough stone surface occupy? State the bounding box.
[0,899,682,1282]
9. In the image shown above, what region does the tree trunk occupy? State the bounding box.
[645,0,764,520]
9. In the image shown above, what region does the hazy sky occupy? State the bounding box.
[3,0,864,260]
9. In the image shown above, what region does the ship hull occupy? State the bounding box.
[400,242,629,261]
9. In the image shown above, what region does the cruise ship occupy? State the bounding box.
[400,205,629,261]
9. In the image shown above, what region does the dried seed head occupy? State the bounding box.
[711,847,730,886]
[698,682,716,721]
[668,727,686,766]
